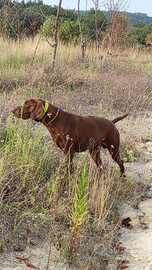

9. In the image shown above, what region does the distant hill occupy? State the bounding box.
[102,11,152,26]
[76,9,152,27]
[126,12,152,26]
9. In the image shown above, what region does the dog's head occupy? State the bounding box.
[12,98,45,120]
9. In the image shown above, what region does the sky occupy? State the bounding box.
[42,0,152,17]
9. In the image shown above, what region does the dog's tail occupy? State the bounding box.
[112,113,128,124]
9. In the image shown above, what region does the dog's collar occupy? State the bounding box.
[36,101,49,121]
[46,108,60,125]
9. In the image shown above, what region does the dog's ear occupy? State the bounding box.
[12,106,21,118]
[30,100,44,120]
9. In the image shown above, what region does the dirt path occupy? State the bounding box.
[118,198,152,270]
[117,112,152,270]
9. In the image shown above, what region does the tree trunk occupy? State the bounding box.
[95,5,99,51]
[78,0,85,60]
[51,0,62,70]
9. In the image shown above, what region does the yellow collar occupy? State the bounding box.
[37,101,49,121]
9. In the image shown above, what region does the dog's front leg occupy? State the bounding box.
[63,135,75,172]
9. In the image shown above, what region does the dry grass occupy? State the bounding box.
[0,36,152,268]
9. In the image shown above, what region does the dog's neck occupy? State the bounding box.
[35,101,60,125]
[36,101,49,122]
[45,107,60,126]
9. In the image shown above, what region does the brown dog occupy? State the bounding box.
[12,97,128,175]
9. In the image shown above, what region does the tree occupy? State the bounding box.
[86,8,107,41]
[133,21,145,28]
[0,1,43,39]
[101,0,129,50]
[92,0,100,50]
[130,26,147,45]
[129,24,152,46]
[58,21,80,44]
[51,0,62,70]
[39,1,62,70]
[145,33,152,47]
[112,12,130,47]
[60,9,77,21]
[78,0,85,59]
[39,16,55,42]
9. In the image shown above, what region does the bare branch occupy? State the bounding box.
[104,0,129,15]
[46,38,54,47]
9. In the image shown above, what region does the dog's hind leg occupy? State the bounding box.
[89,147,104,171]
[111,148,124,175]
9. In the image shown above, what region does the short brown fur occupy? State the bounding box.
[12,97,128,175]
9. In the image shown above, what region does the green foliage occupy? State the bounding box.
[146,23,152,34]
[129,23,152,46]
[70,162,89,228]
[86,8,107,40]
[59,20,80,44]
[39,17,80,45]
[126,150,135,163]
[0,1,44,39]
[60,9,77,21]
[69,162,89,255]
[0,241,2,251]
[127,12,152,27]
[133,21,145,28]
[39,16,55,39]
[21,7,44,37]
[130,26,147,45]
[0,0,78,40]
[0,115,53,199]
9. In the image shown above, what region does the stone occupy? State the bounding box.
[121,206,143,227]
[13,264,30,270]
[139,199,152,228]
[147,147,152,153]
[145,142,152,148]
[139,199,152,216]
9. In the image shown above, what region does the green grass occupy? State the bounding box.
[0,37,151,268]
[0,116,56,214]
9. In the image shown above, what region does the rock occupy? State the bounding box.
[139,199,152,228]
[147,147,152,153]
[145,142,152,148]
[144,216,152,229]
[13,264,30,270]
[139,199,152,215]
[121,207,142,227]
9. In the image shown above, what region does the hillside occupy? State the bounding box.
[102,10,152,26]
[127,12,152,26]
